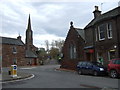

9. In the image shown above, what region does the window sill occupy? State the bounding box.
[99,39,105,41]
[13,52,17,54]
[108,37,112,39]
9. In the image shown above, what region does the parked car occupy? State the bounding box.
[108,59,120,78]
[77,61,107,76]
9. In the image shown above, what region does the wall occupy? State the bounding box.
[2,44,27,67]
[61,27,85,70]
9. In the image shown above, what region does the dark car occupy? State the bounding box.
[77,61,107,76]
[108,59,120,78]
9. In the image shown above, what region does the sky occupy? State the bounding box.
[0,0,120,48]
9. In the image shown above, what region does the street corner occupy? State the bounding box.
[1,72,34,83]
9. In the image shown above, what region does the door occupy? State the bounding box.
[34,58,37,65]
[86,53,93,61]
[86,62,93,74]
[81,62,87,74]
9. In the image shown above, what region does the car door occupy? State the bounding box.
[86,62,93,74]
[81,62,87,74]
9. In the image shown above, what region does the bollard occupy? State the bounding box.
[11,65,17,78]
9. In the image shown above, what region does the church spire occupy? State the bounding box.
[27,14,32,30]
[25,14,33,50]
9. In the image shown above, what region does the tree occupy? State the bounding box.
[54,39,64,52]
[49,47,59,59]
[45,40,49,53]
[36,48,48,65]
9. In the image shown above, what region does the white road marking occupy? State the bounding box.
[1,74,35,84]
[20,67,36,70]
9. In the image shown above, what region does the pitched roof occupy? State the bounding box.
[0,36,24,45]
[85,6,120,29]
[75,28,85,40]
[25,50,37,58]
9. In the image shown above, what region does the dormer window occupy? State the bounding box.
[13,46,17,54]
[98,24,106,40]
[107,22,112,39]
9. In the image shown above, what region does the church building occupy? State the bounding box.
[0,14,38,67]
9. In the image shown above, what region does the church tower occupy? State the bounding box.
[25,14,33,50]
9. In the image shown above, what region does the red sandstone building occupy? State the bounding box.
[84,6,120,66]
[61,22,85,70]
[0,15,38,67]
[61,6,120,70]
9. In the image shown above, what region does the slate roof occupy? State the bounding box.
[25,50,37,58]
[85,6,120,29]
[0,36,24,46]
[75,28,85,40]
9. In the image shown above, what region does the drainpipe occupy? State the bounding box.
[116,16,120,58]
[93,26,96,61]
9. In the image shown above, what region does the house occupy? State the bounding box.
[84,6,120,66]
[61,6,120,70]
[0,14,38,67]
[0,36,27,67]
[61,21,85,70]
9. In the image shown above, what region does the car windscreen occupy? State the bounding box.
[114,60,120,64]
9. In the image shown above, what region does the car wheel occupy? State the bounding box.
[110,70,118,78]
[93,71,98,76]
[78,70,82,75]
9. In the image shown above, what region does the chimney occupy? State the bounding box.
[17,35,21,41]
[93,6,101,18]
[70,21,74,29]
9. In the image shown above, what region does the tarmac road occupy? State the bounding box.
[2,65,119,89]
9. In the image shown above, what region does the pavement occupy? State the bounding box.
[0,66,119,90]
[0,67,34,83]
[0,66,75,83]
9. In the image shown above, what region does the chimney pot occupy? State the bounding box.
[93,6,101,18]
[95,6,98,11]
[70,21,74,28]
[17,36,21,41]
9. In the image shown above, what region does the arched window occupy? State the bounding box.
[69,44,77,59]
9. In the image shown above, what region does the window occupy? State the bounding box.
[97,52,104,65]
[115,60,120,64]
[81,62,87,66]
[112,60,120,64]
[69,44,77,59]
[108,50,116,60]
[87,62,92,67]
[13,46,17,54]
[98,24,106,40]
[78,62,82,65]
[107,23,112,39]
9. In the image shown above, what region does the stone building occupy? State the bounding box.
[1,36,27,67]
[61,6,120,70]
[61,21,85,70]
[0,14,38,67]
[25,14,38,65]
[84,6,120,66]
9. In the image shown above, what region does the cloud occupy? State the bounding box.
[33,33,65,48]
[0,0,119,48]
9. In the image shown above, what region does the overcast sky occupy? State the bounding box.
[0,0,119,48]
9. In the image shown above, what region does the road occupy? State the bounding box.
[2,64,119,89]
